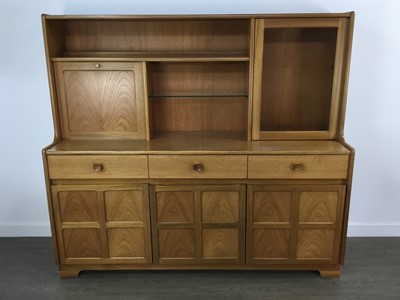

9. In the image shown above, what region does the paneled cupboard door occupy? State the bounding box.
[252,18,349,140]
[247,185,345,264]
[54,62,148,140]
[51,184,152,265]
[150,185,245,264]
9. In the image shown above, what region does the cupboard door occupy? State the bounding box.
[51,184,152,264]
[54,62,148,140]
[151,185,245,264]
[252,18,349,140]
[247,185,345,264]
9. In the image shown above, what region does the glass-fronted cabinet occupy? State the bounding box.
[252,18,349,140]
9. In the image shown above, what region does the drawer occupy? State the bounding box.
[47,155,148,179]
[248,155,349,179]
[149,155,247,179]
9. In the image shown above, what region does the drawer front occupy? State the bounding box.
[149,155,247,179]
[248,155,349,179]
[48,155,148,179]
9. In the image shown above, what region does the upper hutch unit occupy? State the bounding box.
[42,13,355,278]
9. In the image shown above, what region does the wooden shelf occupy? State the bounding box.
[150,94,248,98]
[53,52,250,62]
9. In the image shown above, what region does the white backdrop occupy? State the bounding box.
[0,0,399,236]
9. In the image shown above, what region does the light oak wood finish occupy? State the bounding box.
[248,155,349,179]
[150,185,245,264]
[47,155,148,179]
[252,18,350,140]
[42,14,355,278]
[247,185,345,265]
[54,62,148,140]
[149,155,247,179]
[51,184,152,265]
[46,134,351,155]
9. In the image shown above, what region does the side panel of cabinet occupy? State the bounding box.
[51,184,152,264]
[150,185,246,264]
[54,62,148,140]
[247,185,345,264]
[252,18,349,140]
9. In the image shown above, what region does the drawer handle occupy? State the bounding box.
[192,163,204,173]
[291,163,304,172]
[93,163,104,172]
[95,63,101,68]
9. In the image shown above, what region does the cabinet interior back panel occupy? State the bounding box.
[63,20,250,53]
[260,28,337,132]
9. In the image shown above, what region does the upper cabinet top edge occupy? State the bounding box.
[42,12,354,20]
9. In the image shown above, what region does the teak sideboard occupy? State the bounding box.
[41,13,355,278]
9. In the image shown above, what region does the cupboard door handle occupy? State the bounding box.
[93,163,104,172]
[95,63,101,68]
[291,163,304,172]
[192,163,204,173]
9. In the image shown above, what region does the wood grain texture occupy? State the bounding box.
[64,20,250,52]
[63,228,102,258]
[48,155,148,179]
[260,27,337,132]
[202,229,238,259]
[248,155,349,179]
[58,191,98,222]
[253,191,291,223]
[299,191,338,223]
[46,135,351,155]
[55,62,147,140]
[156,191,195,223]
[297,229,335,259]
[201,191,239,223]
[149,155,247,179]
[152,97,247,132]
[107,228,145,258]
[252,229,290,259]
[105,190,144,221]
[148,62,248,97]
[158,229,196,259]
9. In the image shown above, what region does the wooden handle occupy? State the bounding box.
[93,163,104,172]
[291,163,304,172]
[192,163,204,173]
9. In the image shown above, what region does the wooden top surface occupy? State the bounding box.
[42,12,354,20]
[46,132,351,155]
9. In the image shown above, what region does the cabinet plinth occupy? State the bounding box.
[42,13,355,278]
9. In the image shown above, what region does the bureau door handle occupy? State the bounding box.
[192,163,204,173]
[93,163,104,172]
[291,163,304,172]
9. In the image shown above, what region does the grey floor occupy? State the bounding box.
[0,238,399,300]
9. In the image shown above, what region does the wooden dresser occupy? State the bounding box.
[42,13,355,278]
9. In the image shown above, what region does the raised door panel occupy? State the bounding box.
[63,228,102,258]
[151,185,245,264]
[202,229,239,259]
[52,184,151,264]
[247,188,293,263]
[252,229,290,259]
[108,228,146,258]
[201,191,239,223]
[54,62,148,140]
[104,187,152,263]
[158,229,196,260]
